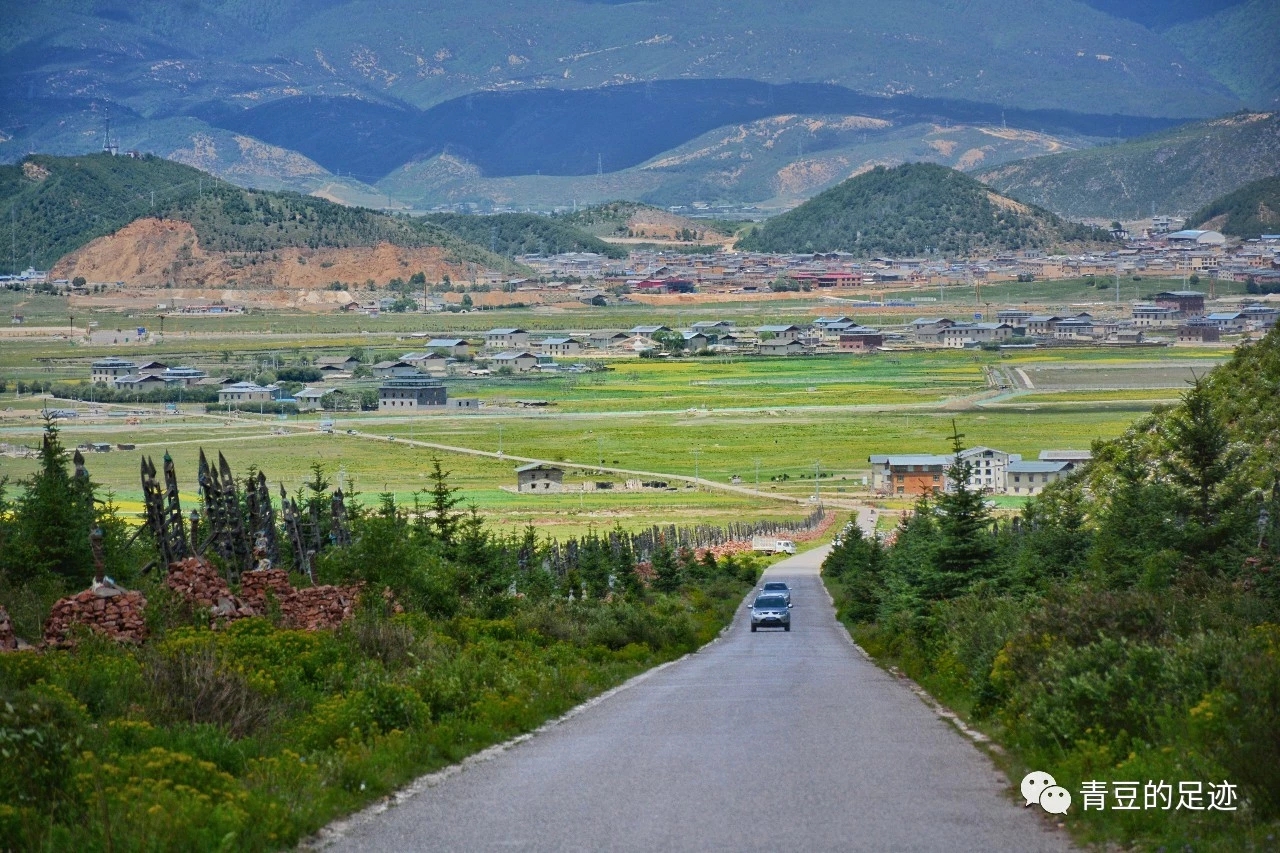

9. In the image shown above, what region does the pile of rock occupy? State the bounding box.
[0,605,18,651]
[43,585,148,647]
[239,569,361,630]
[166,557,257,620]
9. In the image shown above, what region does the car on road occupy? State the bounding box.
[760,580,792,605]
[750,594,791,632]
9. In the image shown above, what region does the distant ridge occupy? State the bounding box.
[976,112,1280,220]
[737,163,1111,257]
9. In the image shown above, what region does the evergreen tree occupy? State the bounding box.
[650,537,682,593]
[426,457,463,548]
[929,425,995,600]
[6,419,96,584]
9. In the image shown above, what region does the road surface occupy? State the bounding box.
[324,546,1074,851]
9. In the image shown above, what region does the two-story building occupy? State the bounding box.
[869,454,952,495]
[540,337,583,357]
[491,351,540,373]
[91,358,136,384]
[486,328,530,350]
[378,376,446,409]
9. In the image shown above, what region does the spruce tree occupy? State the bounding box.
[8,418,96,584]
[929,424,994,600]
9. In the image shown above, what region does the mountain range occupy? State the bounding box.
[3,1,1275,212]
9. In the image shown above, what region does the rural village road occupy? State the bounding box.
[322,546,1074,852]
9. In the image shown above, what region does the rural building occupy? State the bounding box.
[293,388,326,411]
[1155,291,1205,318]
[869,454,952,495]
[909,318,957,344]
[315,356,361,373]
[1024,315,1063,336]
[114,374,171,392]
[1006,460,1071,495]
[540,337,583,356]
[486,329,530,350]
[758,338,806,356]
[692,320,734,332]
[1177,324,1221,344]
[1204,312,1246,332]
[219,382,274,404]
[756,324,804,342]
[516,463,564,493]
[1131,305,1180,327]
[425,338,471,358]
[940,322,1014,347]
[629,324,673,336]
[491,351,539,373]
[838,331,884,351]
[372,360,419,378]
[1241,305,1280,329]
[681,331,711,351]
[378,376,446,409]
[135,361,169,376]
[958,446,1013,492]
[448,398,480,409]
[587,330,630,350]
[159,366,206,386]
[402,351,449,372]
[1053,317,1096,340]
[91,358,136,384]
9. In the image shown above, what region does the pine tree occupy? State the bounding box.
[650,537,682,593]
[929,423,995,600]
[7,418,96,584]
[426,457,463,548]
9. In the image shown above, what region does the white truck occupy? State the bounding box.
[751,535,796,555]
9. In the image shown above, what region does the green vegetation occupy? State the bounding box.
[0,424,759,850]
[421,212,627,259]
[1188,174,1280,239]
[1165,0,1280,109]
[0,153,514,272]
[824,327,1280,849]
[738,164,1111,256]
[977,111,1280,220]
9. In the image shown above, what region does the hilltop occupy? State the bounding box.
[976,111,1280,219]
[421,213,628,259]
[737,163,1110,257]
[1188,175,1280,239]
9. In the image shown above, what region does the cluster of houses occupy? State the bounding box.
[506,231,1280,298]
[870,447,1093,497]
[909,291,1279,348]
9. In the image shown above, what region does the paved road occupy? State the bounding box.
[327,546,1074,852]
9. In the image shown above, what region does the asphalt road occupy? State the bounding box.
[323,547,1073,852]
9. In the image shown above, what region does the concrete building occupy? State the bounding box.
[491,351,540,373]
[869,454,952,495]
[540,337,583,357]
[1132,305,1180,327]
[755,324,805,342]
[294,388,326,411]
[425,338,471,358]
[378,376,446,409]
[758,338,806,356]
[372,360,420,378]
[1155,291,1206,318]
[1177,324,1221,344]
[219,382,274,404]
[91,358,136,384]
[838,330,884,351]
[958,446,1012,492]
[516,463,564,493]
[486,329,530,350]
[1006,460,1072,495]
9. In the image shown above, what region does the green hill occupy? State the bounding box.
[1164,0,1280,109]
[976,111,1280,220]
[1188,175,1280,239]
[737,163,1110,257]
[420,213,627,260]
[0,153,521,272]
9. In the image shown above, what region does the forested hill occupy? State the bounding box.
[0,153,531,272]
[421,213,627,260]
[1188,175,1280,239]
[737,163,1110,257]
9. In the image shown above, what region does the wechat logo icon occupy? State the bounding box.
[1022,771,1072,815]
